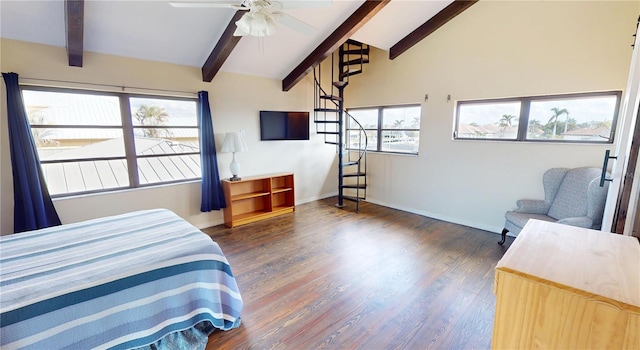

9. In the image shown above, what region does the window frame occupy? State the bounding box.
[21,85,201,198]
[346,104,422,155]
[453,91,622,144]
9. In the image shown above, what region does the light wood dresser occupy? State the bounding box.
[492,220,640,349]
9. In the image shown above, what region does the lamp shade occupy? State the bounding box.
[221,132,249,153]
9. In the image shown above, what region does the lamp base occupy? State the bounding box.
[229,175,242,182]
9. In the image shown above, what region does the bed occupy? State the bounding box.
[0,209,243,349]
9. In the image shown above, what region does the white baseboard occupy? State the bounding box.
[364,197,505,235]
[297,192,338,205]
[195,218,225,229]
[203,194,509,237]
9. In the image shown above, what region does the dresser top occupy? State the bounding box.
[496,220,640,309]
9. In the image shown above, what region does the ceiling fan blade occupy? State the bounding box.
[274,12,316,36]
[169,1,246,9]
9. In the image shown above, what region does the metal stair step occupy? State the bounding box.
[320,95,343,102]
[325,141,339,145]
[343,172,365,177]
[342,184,367,189]
[342,161,358,166]
[314,108,340,113]
[319,131,339,135]
[344,58,370,66]
[342,48,370,55]
[333,81,348,88]
[340,69,363,78]
[314,120,339,124]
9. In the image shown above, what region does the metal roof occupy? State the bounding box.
[40,137,201,196]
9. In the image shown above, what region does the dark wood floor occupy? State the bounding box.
[203,197,513,350]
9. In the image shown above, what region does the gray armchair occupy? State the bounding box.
[499,167,609,245]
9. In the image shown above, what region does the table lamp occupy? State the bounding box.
[221,131,249,181]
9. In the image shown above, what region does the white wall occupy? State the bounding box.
[344,1,639,233]
[0,39,338,234]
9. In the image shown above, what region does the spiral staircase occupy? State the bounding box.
[313,39,369,211]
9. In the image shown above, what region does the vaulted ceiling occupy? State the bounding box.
[0,0,477,91]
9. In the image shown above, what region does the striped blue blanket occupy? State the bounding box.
[0,209,243,349]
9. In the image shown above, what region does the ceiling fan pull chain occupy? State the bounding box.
[258,37,265,57]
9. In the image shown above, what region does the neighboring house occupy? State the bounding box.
[29,96,198,147]
[562,126,612,142]
[457,123,516,139]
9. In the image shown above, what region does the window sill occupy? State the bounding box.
[52,179,201,201]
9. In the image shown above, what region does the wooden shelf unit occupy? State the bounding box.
[222,173,295,228]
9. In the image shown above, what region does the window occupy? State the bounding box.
[454,91,621,143]
[22,87,200,197]
[347,104,421,154]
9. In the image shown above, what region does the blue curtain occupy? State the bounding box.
[198,91,226,211]
[2,72,61,232]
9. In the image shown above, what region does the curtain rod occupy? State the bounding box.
[18,76,198,98]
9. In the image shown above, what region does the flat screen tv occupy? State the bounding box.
[260,111,310,141]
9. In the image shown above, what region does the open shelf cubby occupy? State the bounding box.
[222,173,295,228]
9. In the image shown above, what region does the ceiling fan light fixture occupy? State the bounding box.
[234,7,278,37]
[262,14,278,36]
[235,12,253,34]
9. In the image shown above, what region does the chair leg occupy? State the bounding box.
[498,228,509,245]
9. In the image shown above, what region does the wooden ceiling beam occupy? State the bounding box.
[65,0,84,67]
[202,11,246,82]
[282,0,391,92]
[389,0,478,60]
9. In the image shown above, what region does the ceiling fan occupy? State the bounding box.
[170,0,330,37]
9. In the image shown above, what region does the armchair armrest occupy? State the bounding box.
[514,199,551,214]
[556,216,593,228]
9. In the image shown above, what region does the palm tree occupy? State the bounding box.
[28,113,58,146]
[411,117,420,128]
[528,119,543,138]
[548,107,568,138]
[497,114,517,136]
[134,105,170,138]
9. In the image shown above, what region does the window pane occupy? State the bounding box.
[382,106,421,129]
[457,101,520,139]
[22,90,122,126]
[129,97,198,127]
[41,159,129,196]
[381,130,419,153]
[33,128,125,160]
[130,98,200,163]
[348,109,378,129]
[527,95,618,142]
[133,128,200,155]
[347,129,376,150]
[138,155,201,185]
[21,88,202,196]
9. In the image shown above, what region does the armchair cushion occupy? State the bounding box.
[547,168,601,220]
[505,211,556,230]
[514,199,552,214]
[556,216,594,228]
